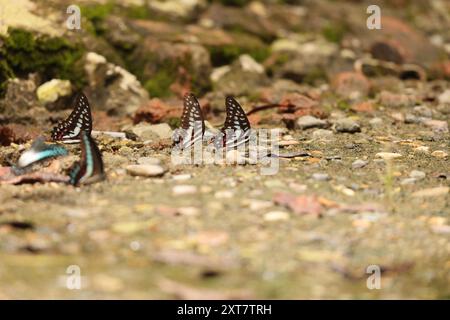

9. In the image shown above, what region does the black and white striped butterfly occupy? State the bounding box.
[69,130,105,186]
[172,93,205,150]
[213,96,251,149]
[51,92,92,143]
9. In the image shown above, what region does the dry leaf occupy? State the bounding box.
[273,193,323,217]
[0,166,69,185]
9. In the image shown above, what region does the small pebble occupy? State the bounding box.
[352,159,368,169]
[177,207,200,216]
[438,89,450,104]
[264,211,290,222]
[129,241,141,251]
[282,134,295,141]
[375,152,402,160]
[401,178,417,185]
[279,140,300,146]
[296,115,328,129]
[412,187,449,198]
[431,150,448,159]
[414,146,430,154]
[126,164,166,177]
[214,190,234,199]
[423,120,448,133]
[413,106,432,118]
[404,114,422,124]
[409,170,426,180]
[172,185,197,195]
[390,112,405,122]
[334,118,361,133]
[248,199,273,211]
[369,117,383,127]
[172,174,192,181]
[431,225,450,234]
[118,146,133,157]
[312,173,330,181]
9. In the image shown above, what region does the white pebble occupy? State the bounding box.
[172,185,197,195]
[264,211,290,222]
[126,164,166,177]
[375,152,402,160]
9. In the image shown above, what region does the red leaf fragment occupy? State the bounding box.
[273,193,323,217]
[0,167,69,185]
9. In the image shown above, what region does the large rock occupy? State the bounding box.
[355,16,447,76]
[332,72,370,100]
[130,123,173,141]
[128,37,212,97]
[129,18,268,67]
[0,75,49,124]
[200,2,307,41]
[269,37,339,84]
[0,0,63,36]
[84,52,149,116]
[36,79,72,104]
[213,54,269,96]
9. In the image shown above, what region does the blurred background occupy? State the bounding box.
[0,0,449,299]
[1,0,449,132]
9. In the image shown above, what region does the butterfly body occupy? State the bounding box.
[173,93,205,150]
[69,130,105,186]
[51,93,93,143]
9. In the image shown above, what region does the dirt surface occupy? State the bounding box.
[1,116,449,299]
[0,0,449,299]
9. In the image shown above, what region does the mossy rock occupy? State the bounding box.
[0,28,86,96]
[128,41,212,98]
[80,1,152,36]
[208,32,270,66]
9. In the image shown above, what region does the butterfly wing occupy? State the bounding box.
[218,96,251,149]
[173,93,205,149]
[69,130,105,185]
[16,137,68,169]
[51,92,93,142]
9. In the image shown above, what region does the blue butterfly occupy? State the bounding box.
[69,130,105,186]
[13,137,68,174]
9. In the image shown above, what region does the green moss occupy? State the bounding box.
[303,66,328,84]
[125,5,152,20]
[336,99,351,111]
[167,117,181,129]
[0,61,14,97]
[208,44,270,66]
[81,1,115,35]
[209,45,241,66]
[144,70,175,98]
[189,72,212,96]
[0,28,86,90]
[266,52,290,76]
[322,23,347,44]
[81,2,152,36]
